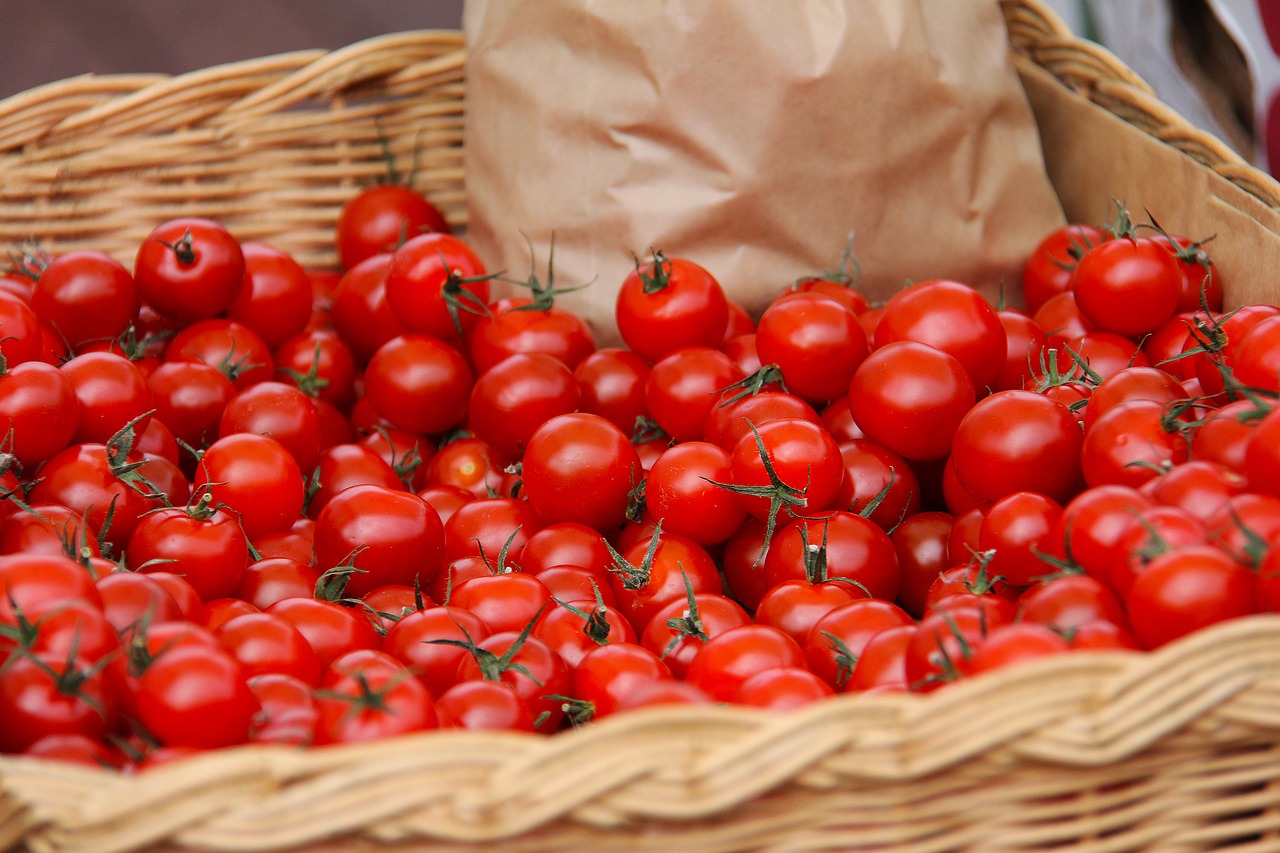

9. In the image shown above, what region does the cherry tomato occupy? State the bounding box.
[337,183,450,270]
[134,218,245,324]
[615,253,728,363]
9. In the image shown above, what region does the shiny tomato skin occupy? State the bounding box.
[615,255,729,363]
[522,413,641,533]
[194,433,304,540]
[34,251,140,350]
[1071,236,1181,338]
[384,233,489,343]
[685,624,806,703]
[313,484,445,598]
[337,183,451,271]
[134,218,245,324]
[755,293,868,404]
[874,279,1007,392]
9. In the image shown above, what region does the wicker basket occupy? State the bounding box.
[3,2,1280,851]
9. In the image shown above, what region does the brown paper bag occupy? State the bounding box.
[463,0,1068,342]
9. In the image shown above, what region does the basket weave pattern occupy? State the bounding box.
[2,1,1280,851]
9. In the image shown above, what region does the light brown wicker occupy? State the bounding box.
[2,2,1280,852]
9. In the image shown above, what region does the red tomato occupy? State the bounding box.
[381,606,492,698]
[874,279,1007,392]
[1071,236,1181,338]
[306,443,404,518]
[146,360,235,452]
[0,361,80,466]
[848,341,976,462]
[1125,545,1258,648]
[684,624,806,702]
[313,484,445,598]
[643,441,746,546]
[977,492,1063,586]
[645,347,745,444]
[314,649,437,744]
[337,183,450,270]
[215,612,323,686]
[755,293,868,404]
[847,624,916,693]
[533,597,636,669]
[166,319,274,390]
[470,352,581,459]
[573,348,652,433]
[134,643,257,750]
[328,254,407,364]
[218,381,321,471]
[134,218,245,324]
[732,667,834,710]
[364,334,473,436]
[266,598,380,667]
[128,501,251,601]
[1082,399,1190,489]
[224,243,313,350]
[469,295,596,374]
[384,233,489,342]
[1022,224,1108,314]
[890,511,954,619]
[608,527,723,632]
[33,251,139,350]
[273,330,358,410]
[965,622,1070,675]
[436,680,535,733]
[247,673,319,746]
[454,631,571,730]
[725,417,843,534]
[803,598,915,690]
[615,253,729,363]
[522,413,641,533]
[831,438,921,531]
[638,592,751,679]
[571,642,672,721]
[194,433,304,540]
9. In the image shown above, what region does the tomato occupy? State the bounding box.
[684,624,806,702]
[470,352,581,459]
[533,597,636,669]
[831,438,921,530]
[1140,459,1247,523]
[994,310,1051,392]
[33,251,139,350]
[1185,304,1280,399]
[266,598,380,667]
[1082,399,1190,489]
[608,527,723,632]
[732,667,834,710]
[364,334,474,436]
[236,558,321,610]
[645,347,744,443]
[328,254,407,364]
[637,592,751,679]
[1142,312,1197,378]
[574,348,652,433]
[848,341,976,462]
[703,391,821,452]
[1205,494,1280,569]
[358,428,434,493]
[571,642,672,721]
[977,492,1063,586]
[194,433,304,539]
[166,319,274,390]
[1150,233,1222,313]
[146,360,235,453]
[1070,236,1181,338]
[454,630,571,730]
[724,417,843,535]
[0,652,117,754]
[384,233,490,343]
[1232,315,1280,394]
[215,611,323,686]
[274,330,357,410]
[313,484,444,598]
[437,680,535,733]
[880,282,1005,391]
[134,643,257,749]
[337,184,450,270]
[1032,291,1094,345]
[381,605,491,698]
[615,253,729,363]
[469,295,596,375]
[801,598,914,690]
[755,293,868,404]
[522,413,641,533]
[1125,545,1258,648]
[133,218,245,324]
[416,484,475,530]
[127,500,251,601]
[965,622,1070,675]
[314,649,437,744]
[0,361,80,466]
[1245,407,1280,500]
[904,606,991,691]
[889,511,953,619]
[422,436,510,500]
[1105,504,1207,599]
[1022,224,1108,314]
[761,511,899,602]
[951,389,1084,503]
[754,578,861,649]
[0,296,43,368]
[307,443,404,518]
[218,381,321,471]
[518,522,613,578]
[847,624,916,693]
[1055,485,1155,583]
[720,517,773,611]
[29,442,159,551]
[247,673,319,746]
[1016,573,1128,632]
[643,441,746,546]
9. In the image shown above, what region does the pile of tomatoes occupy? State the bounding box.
[1,184,1278,770]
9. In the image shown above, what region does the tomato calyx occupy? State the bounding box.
[661,569,710,659]
[154,228,198,267]
[6,240,51,281]
[109,325,172,365]
[277,342,332,399]
[633,250,675,295]
[429,603,549,684]
[553,582,613,646]
[1101,201,1139,241]
[503,235,588,313]
[439,256,497,338]
[475,526,524,576]
[706,422,809,557]
[313,668,416,723]
[818,631,860,688]
[803,231,863,288]
[625,477,647,525]
[313,549,394,633]
[106,412,170,506]
[541,693,594,727]
[631,416,668,448]
[605,521,663,591]
[212,345,265,387]
[716,365,788,407]
[796,521,873,597]
[914,611,982,691]
[371,427,427,492]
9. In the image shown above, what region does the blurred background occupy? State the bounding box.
[2,0,1276,175]
[0,0,464,98]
